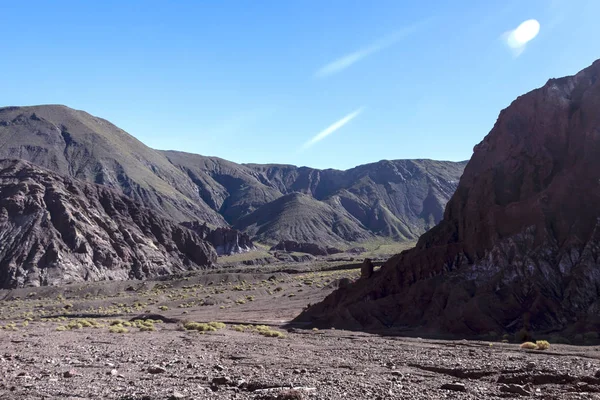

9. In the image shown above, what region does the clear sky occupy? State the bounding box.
[2,0,600,170]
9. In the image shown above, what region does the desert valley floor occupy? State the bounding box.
[0,259,599,400]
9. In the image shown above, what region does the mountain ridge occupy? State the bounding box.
[0,104,466,245]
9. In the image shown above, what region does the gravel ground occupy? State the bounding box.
[0,267,599,399]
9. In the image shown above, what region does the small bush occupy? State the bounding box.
[535,340,550,350]
[158,306,169,311]
[109,326,129,334]
[520,342,538,350]
[56,326,68,332]
[183,321,225,332]
[255,325,286,338]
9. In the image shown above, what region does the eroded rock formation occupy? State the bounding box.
[0,159,216,288]
[296,60,600,338]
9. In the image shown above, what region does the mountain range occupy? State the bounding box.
[0,105,465,246]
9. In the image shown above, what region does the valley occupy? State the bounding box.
[0,261,598,399]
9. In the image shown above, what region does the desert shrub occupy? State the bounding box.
[520,342,538,350]
[183,321,225,332]
[535,340,550,350]
[208,321,226,329]
[56,326,68,331]
[232,324,248,332]
[109,326,129,334]
[158,306,168,311]
[139,325,156,332]
[255,325,286,338]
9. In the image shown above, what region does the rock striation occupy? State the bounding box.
[181,221,254,256]
[0,159,216,288]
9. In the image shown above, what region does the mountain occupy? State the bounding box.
[163,151,466,245]
[0,105,225,226]
[296,60,600,338]
[0,159,216,288]
[0,105,466,246]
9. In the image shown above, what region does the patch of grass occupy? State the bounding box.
[535,340,550,350]
[520,342,538,350]
[255,325,286,338]
[109,325,129,334]
[183,321,226,332]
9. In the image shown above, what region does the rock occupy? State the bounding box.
[109,369,118,376]
[213,364,226,371]
[499,384,531,396]
[182,221,254,255]
[0,159,217,289]
[440,383,466,392]
[360,259,374,279]
[147,366,167,374]
[211,376,232,386]
[168,392,186,399]
[296,59,600,336]
[63,369,78,378]
[526,362,536,370]
[595,370,600,378]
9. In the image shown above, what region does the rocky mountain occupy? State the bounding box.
[0,105,225,226]
[0,159,216,288]
[0,105,465,246]
[296,60,600,338]
[181,221,254,256]
[163,151,466,245]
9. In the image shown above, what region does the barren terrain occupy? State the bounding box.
[0,260,599,399]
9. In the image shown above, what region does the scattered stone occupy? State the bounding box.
[214,364,226,371]
[526,362,536,370]
[63,369,78,378]
[212,376,232,386]
[441,383,467,392]
[110,369,118,376]
[147,366,167,374]
[499,383,531,396]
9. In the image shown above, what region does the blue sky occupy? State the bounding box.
[1,0,600,170]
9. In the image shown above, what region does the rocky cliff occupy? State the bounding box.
[0,159,216,288]
[181,221,254,256]
[296,60,600,338]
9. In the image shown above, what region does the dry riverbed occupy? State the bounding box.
[0,264,599,399]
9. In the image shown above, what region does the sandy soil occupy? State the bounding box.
[1,263,599,399]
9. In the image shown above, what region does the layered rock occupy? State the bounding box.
[296,60,600,337]
[0,159,216,288]
[181,221,254,255]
